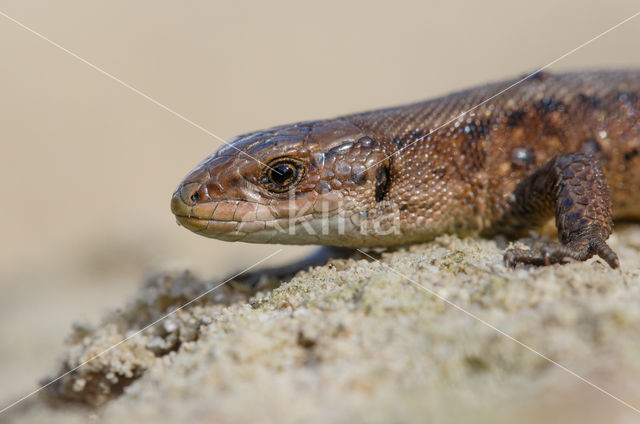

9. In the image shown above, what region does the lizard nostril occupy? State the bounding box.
[177,182,206,206]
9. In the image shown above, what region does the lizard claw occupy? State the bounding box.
[503,238,620,269]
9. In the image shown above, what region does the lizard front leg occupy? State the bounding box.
[497,152,619,268]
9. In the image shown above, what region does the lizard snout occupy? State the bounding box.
[171,182,211,232]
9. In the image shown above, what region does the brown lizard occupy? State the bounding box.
[171,70,640,269]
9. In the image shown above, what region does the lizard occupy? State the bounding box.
[171,70,640,269]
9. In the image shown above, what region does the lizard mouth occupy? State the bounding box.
[174,214,211,233]
[171,181,360,243]
[174,214,263,237]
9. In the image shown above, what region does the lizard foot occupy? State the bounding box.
[504,237,619,269]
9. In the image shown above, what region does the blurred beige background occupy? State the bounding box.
[0,0,639,409]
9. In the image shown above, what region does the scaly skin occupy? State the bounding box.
[171,70,640,268]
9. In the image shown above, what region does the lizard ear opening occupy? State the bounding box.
[374,162,391,202]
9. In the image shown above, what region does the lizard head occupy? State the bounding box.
[170,119,398,246]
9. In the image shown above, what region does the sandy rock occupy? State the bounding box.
[6,227,640,423]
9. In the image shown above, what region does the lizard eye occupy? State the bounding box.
[264,159,305,192]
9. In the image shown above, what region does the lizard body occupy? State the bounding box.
[171,70,640,268]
